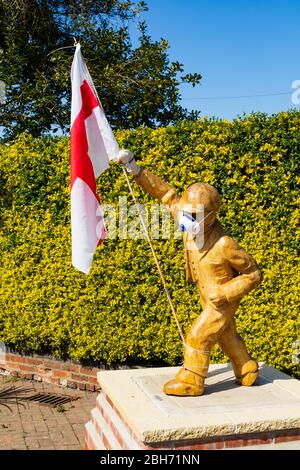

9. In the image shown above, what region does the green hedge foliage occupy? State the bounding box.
[0,111,299,377]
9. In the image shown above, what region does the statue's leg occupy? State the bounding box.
[218,320,258,386]
[163,305,228,396]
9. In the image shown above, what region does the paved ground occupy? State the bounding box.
[0,374,96,450]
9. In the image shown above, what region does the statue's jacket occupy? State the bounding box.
[134,167,262,316]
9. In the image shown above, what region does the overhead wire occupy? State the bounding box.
[182,91,291,101]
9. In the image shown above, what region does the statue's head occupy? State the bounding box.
[176,183,220,235]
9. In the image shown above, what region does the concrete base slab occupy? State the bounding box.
[85,363,300,450]
[133,364,299,416]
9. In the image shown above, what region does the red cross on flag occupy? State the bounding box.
[70,44,119,274]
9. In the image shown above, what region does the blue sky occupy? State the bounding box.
[131,0,300,119]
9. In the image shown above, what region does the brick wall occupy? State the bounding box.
[0,350,101,391]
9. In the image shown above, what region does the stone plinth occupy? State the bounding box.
[84,364,300,450]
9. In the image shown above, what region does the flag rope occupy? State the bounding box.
[121,167,186,345]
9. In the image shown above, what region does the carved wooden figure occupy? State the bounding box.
[118,150,263,396]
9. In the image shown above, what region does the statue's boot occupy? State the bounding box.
[233,359,259,386]
[163,367,205,396]
[163,347,209,396]
[218,324,259,387]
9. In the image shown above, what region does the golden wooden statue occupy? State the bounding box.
[118,150,263,397]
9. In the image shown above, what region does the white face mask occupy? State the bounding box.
[178,211,214,235]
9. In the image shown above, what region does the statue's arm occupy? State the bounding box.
[117,149,180,213]
[220,236,263,303]
[134,167,179,212]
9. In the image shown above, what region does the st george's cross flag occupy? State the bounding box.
[70,44,119,274]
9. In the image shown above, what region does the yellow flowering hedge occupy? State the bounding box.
[0,111,299,377]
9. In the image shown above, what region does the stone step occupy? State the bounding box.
[96,393,141,450]
[85,420,105,450]
[91,406,122,450]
